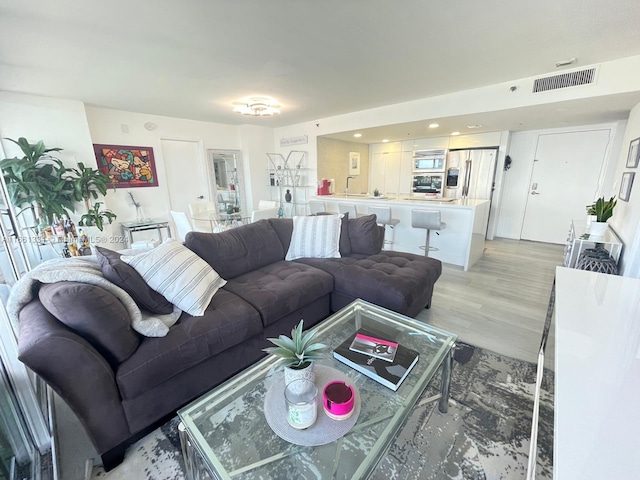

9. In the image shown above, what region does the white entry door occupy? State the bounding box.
[521,129,611,244]
[160,139,208,214]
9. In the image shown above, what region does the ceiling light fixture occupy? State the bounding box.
[466,124,483,129]
[428,123,439,129]
[232,96,281,116]
[354,133,362,138]
[451,131,461,136]
[382,139,389,143]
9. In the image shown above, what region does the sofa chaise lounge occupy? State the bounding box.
[17,214,442,470]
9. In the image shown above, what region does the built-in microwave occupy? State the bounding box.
[413,149,447,172]
[412,173,444,197]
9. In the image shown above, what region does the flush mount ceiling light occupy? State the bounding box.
[451,131,461,136]
[232,96,281,116]
[428,123,439,129]
[354,133,362,138]
[466,124,483,129]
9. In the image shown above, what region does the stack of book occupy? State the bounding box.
[333,330,419,391]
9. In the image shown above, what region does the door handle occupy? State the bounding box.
[531,191,541,195]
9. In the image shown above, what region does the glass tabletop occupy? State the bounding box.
[178,299,457,480]
[120,218,169,228]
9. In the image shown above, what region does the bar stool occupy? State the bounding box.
[411,209,446,256]
[368,206,400,250]
[338,203,360,218]
[309,200,326,214]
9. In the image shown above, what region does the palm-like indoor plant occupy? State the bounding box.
[263,320,326,385]
[0,137,76,224]
[71,162,117,231]
[586,196,616,235]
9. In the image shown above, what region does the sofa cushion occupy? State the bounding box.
[223,261,334,327]
[122,239,226,317]
[295,251,442,317]
[269,214,351,256]
[38,282,139,364]
[348,214,384,255]
[185,220,285,279]
[116,289,262,400]
[95,246,173,314]
[285,214,342,260]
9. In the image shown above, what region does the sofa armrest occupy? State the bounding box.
[18,300,130,455]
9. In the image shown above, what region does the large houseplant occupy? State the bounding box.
[0,137,76,223]
[586,196,616,235]
[263,320,326,385]
[70,162,117,231]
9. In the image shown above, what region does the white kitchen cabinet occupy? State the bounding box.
[369,153,387,194]
[408,137,450,151]
[370,141,401,154]
[399,151,413,195]
[448,132,502,149]
[384,152,401,196]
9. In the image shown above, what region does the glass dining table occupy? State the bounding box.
[191,210,251,232]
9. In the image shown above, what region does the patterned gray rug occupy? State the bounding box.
[92,343,554,480]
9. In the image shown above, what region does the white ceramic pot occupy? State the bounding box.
[589,221,608,236]
[284,362,315,389]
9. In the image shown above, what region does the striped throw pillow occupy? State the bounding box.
[285,214,342,261]
[122,239,226,316]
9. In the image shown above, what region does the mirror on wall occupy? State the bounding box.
[208,150,246,214]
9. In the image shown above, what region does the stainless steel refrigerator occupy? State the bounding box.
[443,148,498,200]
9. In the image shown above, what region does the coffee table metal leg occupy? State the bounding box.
[179,422,216,480]
[438,346,454,413]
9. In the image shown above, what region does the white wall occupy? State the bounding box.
[238,125,276,210]
[609,102,640,277]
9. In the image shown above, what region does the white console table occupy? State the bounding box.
[553,267,640,479]
[563,219,622,269]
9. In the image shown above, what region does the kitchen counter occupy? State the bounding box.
[314,195,490,270]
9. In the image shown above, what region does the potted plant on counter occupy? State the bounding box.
[263,320,326,386]
[586,196,616,236]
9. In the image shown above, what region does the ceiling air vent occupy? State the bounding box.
[532,67,597,93]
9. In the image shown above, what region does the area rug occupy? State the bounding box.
[92,343,554,480]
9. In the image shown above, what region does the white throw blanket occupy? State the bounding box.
[7,256,181,337]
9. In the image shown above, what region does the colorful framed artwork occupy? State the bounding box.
[349,151,361,175]
[619,171,635,202]
[93,144,159,188]
[626,137,639,168]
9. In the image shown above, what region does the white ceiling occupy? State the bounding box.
[2,0,640,139]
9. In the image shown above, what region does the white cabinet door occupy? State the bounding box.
[369,153,386,195]
[399,151,413,195]
[384,152,401,196]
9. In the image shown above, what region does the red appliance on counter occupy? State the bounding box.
[317,179,332,195]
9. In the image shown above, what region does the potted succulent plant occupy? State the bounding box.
[263,320,326,385]
[586,196,616,235]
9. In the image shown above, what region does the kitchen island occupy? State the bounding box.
[315,195,490,271]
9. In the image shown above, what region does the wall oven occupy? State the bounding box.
[413,149,447,172]
[412,173,444,197]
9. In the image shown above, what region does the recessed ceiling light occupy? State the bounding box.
[354,133,362,138]
[382,139,389,143]
[232,96,280,116]
[466,124,483,129]
[451,131,461,136]
[428,123,439,129]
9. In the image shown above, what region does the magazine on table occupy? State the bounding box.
[334,329,419,391]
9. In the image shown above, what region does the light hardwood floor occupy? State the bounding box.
[415,237,563,370]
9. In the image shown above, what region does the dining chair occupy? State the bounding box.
[171,211,195,241]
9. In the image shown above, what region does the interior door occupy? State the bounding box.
[161,139,208,215]
[521,130,611,244]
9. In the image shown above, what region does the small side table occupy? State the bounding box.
[120,219,172,248]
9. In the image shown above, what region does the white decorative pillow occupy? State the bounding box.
[285,214,343,261]
[121,239,226,316]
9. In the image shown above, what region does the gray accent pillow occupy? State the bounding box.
[348,214,383,255]
[95,246,174,314]
[38,282,140,365]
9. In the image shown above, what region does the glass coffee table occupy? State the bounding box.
[177,299,457,480]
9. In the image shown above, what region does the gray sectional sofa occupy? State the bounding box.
[17,214,442,470]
